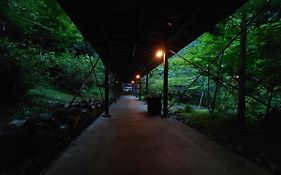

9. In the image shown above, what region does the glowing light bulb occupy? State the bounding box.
[156,50,164,58]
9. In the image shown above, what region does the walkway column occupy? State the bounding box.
[117,80,120,99]
[114,80,117,103]
[163,51,168,117]
[238,11,247,123]
[139,80,142,100]
[114,73,118,103]
[103,59,111,117]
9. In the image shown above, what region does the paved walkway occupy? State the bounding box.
[44,95,270,175]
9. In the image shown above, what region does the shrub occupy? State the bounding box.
[184,104,194,113]
[49,53,101,94]
[0,38,30,106]
[0,37,103,107]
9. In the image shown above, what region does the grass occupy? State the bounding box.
[28,86,77,103]
[179,108,281,173]
[81,86,104,100]
[0,85,105,124]
[29,86,104,103]
[180,110,238,136]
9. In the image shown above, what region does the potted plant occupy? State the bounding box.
[146,92,162,115]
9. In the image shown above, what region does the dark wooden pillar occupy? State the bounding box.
[114,80,117,103]
[146,74,149,95]
[238,11,247,123]
[118,81,121,98]
[139,79,142,100]
[114,73,117,103]
[103,59,111,117]
[163,52,168,117]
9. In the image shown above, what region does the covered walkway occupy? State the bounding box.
[44,96,269,175]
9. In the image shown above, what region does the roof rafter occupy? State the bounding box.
[167,0,210,45]
[131,0,147,57]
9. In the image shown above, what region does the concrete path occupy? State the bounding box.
[44,95,270,175]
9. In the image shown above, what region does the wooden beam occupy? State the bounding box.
[163,51,168,117]
[131,44,137,57]
[103,58,111,117]
[131,0,147,57]
[167,1,209,44]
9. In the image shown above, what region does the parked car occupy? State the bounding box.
[123,86,132,94]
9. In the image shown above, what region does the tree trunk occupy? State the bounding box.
[198,81,206,108]
[265,87,274,115]
[211,82,219,112]
[207,74,210,112]
[238,11,247,123]
[220,89,228,110]
[211,25,225,112]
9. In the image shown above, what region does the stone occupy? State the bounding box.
[9,119,26,127]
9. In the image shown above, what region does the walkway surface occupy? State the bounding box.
[44,95,270,175]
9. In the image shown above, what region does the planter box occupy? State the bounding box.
[147,97,162,115]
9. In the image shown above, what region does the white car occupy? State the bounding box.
[123,86,132,93]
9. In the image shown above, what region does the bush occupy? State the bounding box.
[0,37,103,107]
[49,53,103,94]
[184,104,194,113]
[0,39,30,106]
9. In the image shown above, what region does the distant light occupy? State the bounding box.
[156,50,164,58]
[131,80,135,84]
[235,75,239,79]
[136,74,141,79]
[168,22,172,26]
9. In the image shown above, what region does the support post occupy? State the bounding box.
[238,11,247,123]
[118,81,121,98]
[114,73,117,103]
[163,52,168,117]
[146,73,149,95]
[139,80,142,100]
[207,74,210,111]
[103,59,111,117]
[114,79,117,103]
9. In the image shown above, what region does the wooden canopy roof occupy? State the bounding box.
[58,0,246,81]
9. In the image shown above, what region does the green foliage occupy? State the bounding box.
[0,0,82,50]
[184,105,194,113]
[28,86,77,103]
[46,53,94,93]
[181,111,236,131]
[0,36,104,107]
[0,0,108,112]
[0,38,43,106]
[148,0,281,120]
[0,0,280,124]
[28,85,103,104]
[146,92,162,99]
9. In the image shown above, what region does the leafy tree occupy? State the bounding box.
[0,0,82,50]
[148,0,281,121]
